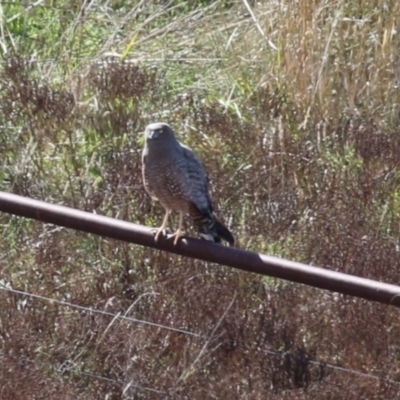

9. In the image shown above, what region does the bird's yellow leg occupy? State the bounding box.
[169,211,185,245]
[155,209,170,241]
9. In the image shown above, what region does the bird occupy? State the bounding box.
[142,122,234,246]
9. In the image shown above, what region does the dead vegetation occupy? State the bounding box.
[0,0,400,398]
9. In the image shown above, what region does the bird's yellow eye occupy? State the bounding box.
[158,129,164,134]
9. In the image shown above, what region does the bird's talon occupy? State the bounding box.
[167,231,185,245]
[154,228,168,242]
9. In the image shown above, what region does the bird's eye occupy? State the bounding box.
[148,127,164,139]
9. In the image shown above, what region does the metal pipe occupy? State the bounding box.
[0,191,399,307]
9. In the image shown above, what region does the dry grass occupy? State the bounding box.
[1,0,400,398]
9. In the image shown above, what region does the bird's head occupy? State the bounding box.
[144,122,175,143]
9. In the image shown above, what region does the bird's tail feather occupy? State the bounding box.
[189,204,234,245]
[214,217,235,245]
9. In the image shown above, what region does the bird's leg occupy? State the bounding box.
[169,211,185,245]
[155,209,170,241]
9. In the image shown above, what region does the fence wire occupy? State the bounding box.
[1,282,399,392]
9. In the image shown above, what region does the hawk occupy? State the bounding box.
[142,122,234,246]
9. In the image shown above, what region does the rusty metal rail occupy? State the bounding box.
[0,191,400,307]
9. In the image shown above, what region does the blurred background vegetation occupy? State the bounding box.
[1,0,400,398]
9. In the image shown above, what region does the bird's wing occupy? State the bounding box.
[179,143,213,214]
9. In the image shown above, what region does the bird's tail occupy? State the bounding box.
[189,204,234,245]
[214,216,235,245]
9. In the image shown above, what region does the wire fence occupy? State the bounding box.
[1,281,399,395]
[1,189,400,391]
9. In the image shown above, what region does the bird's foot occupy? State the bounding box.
[153,227,169,242]
[167,229,185,245]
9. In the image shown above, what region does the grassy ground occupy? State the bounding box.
[1,0,400,398]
